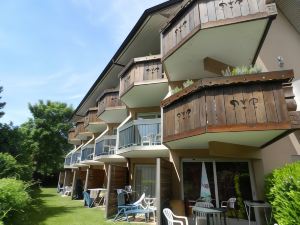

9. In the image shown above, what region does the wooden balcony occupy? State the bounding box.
[75,119,93,140]
[84,108,106,133]
[96,89,127,123]
[68,128,81,145]
[161,0,277,81]
[161,70,300,149]
[119,55,168,108]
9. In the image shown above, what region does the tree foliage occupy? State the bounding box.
[0,86,6,118]
[0,153,32,182]
[20,100,73,176]
[265,161,300,225]
[0,123,28,162]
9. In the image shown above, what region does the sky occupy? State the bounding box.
[0,0,166,125]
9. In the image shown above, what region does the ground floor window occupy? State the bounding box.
[134,165,156,198]
[182,160,253,219]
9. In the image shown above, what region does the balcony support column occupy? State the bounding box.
[84,168,90,191]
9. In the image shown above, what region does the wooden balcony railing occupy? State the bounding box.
[75,120,85,137]
[84,108,99,127]
[68,129,76,140]
[161,70,300,143]
[97,89,124,117]
[161,0,277,59]
[119,55,164,96]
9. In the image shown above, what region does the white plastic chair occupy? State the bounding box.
[163,208,189,225]
[221,197,237,218]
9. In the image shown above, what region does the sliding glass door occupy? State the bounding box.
[182,160,253,219]
[134,165,156,198]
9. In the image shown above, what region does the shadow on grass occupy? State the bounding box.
[4,189,78,225]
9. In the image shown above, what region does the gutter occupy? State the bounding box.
[71,0,182,120]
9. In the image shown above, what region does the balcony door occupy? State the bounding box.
[182,160,253,219]
[134,165,156,198]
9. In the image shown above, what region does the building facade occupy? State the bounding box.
[59,1,300,224]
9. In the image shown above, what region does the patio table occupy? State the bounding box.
[192,206,227,225]
[244,201,272,225]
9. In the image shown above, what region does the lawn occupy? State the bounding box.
[8,188,145,225]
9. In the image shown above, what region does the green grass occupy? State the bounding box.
[7,188,145,225]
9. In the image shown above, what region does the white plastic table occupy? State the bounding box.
[244,201,272,225]
[192,206,227,225]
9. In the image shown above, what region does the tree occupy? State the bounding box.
[0,86,6,118]
[0,123,27,162]
[0,153,32,181]
[20,100,73,177]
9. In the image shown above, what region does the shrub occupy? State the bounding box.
[0,153,32,181]
[265,162,300,225]
[0,178,31,222]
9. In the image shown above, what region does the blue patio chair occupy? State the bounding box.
[114,191,146,221]
[83,191,93,208]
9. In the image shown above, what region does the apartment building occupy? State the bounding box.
[59,0,300,224]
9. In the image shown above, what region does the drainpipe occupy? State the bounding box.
[82,135,95,148]
[95,126,109,142]
[116,111,132,152]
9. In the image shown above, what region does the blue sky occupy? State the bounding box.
[0,0,165,125]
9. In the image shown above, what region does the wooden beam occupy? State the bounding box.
[203,57,234,76]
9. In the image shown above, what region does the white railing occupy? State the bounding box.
[118,119,162,149]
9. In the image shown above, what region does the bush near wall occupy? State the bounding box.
[0,178,31,223]
[265,161,300,225]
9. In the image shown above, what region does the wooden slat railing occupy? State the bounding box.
[97,90,124,117]
[161,70,300,142]
[161,0,277,58]
[119,55,164,96]
[84,108,99,127]
[75,120,85,137]
[68,129,76,140]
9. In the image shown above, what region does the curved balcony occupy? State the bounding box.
[119,55,168,108]
[68,128,81,145]
[84,108,106,133]
[161,0,277,81]
[117,119,168,158]
[94,135,126,163]
[96,89,127,123]
[161,70,300,149]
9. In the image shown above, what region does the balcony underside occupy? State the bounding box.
[76,132,93,140]
[164,18,269,81]
[94,155,127,163]
[164,129,285,149]
[120,80,169,108]
[117,145,169,158]
[85,122,107,133]
[72,162,88,168]
[68,139,81,145]
[98,106,127,123]
[81,160,104,166]
[64,165,76,169]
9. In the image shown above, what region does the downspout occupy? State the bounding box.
[94,126,109,158]
[116,111,132,152]
[82,134,95,148]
